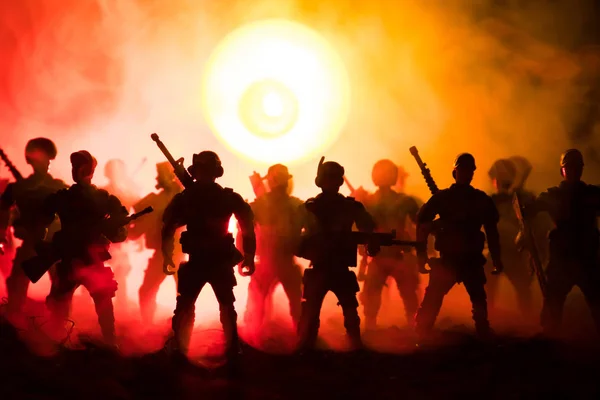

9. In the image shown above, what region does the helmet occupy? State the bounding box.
[488,159,517,186]
[372,159,398,187]
[266,164,292,189]
[315,160,344,188]
[560,149,584,168]
[25,138,57,160]
[188,151,223,178]
[70,150,97,178]
[453,153,476,170]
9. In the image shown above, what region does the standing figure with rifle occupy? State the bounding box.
[357,160,421,330]
[295,158,380,351]
[486,159,536,320]
[153,134,256,362]
[101,159,142,312]
[414,153,503,340]
[0,138,67,316]
[129,162,183,325]
[523,150,600,337]
[40,151,138,346]
[243,164,305,336]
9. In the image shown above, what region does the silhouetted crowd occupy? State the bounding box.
[1,136,599,370]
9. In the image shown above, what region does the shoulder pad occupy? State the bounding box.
[223,187,234,193]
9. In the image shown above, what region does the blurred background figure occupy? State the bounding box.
[129,162,183,325]
[101,159,142,312]
[243,164,305,341]
[357,160,421,330]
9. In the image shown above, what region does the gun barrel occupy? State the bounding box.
[0,149,24,181]
[151,133,194,188]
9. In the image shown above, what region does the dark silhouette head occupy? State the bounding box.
[560,149,584,183]
[187,151,223,182]
[372,159,398,189]
[315,157,344,194]
[71,151,97,184]
[25,138,57,174]
[266,164,292,193]
[453,153,476,185]
[488,159,517,193]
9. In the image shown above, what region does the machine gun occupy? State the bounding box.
[297,229,423,267]
[22,206,154,283]
[409,146,439,195]
[0,148,24,182]
[249,171,268,198]
[513,193,547,297]
[151,133,194,189]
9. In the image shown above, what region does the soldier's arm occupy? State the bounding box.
[106,194,130,243]
[232,193,256,260]
[0,183,15,236]
[416,194,439,245]
[161,194,185,262]
[403,195,421,224]
[482,195,502,266]
[353,201,376,233]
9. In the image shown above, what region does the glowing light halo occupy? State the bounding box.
[202,19,350,164]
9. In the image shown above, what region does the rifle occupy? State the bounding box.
[297,230,423,267]
[150,133,194,189]
[409,146,439,195]
[0,148,24,181]
[22,206,154,283]
[249,171,268,198]
[512,193,547,297]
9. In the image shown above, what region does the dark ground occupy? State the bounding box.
[1,307,600,400]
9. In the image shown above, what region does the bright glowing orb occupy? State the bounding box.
[202,19,351,164]
[262,91,284,117]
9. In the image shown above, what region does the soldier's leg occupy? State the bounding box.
[361,259,387,330]
[46,262,78,331]
[576,268,600,336]
[278,263,303,329]
[415,262,456,336]
[171,262,206,354]
[394,260,420,327]
[244,265,273,330]
[77,263,119,344]
[297,269,328,350]
[506,262,534,319]
[138,252,168,324]
[332,270,362,348]
[210,268,240,358]
[462,268,491,336]
[540,262,574,335]
[5,242,36,313]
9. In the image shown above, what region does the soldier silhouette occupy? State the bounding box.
[129,162,183,324]
[358,160,421,330]
[296,158,378,351]
[244,164,305,334]
[43,151,129,346]
[161,151,255,362]
[526,149,600,337]
[415,153,503,340]
[0,138,67,316]
[486,158,535,319]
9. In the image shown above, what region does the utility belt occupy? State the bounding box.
[180,231,235,253]
[434,230,485,256]
[53,231,112,265]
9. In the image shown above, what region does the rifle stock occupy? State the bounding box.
[0,149,23,181]
[151,133,194,189]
